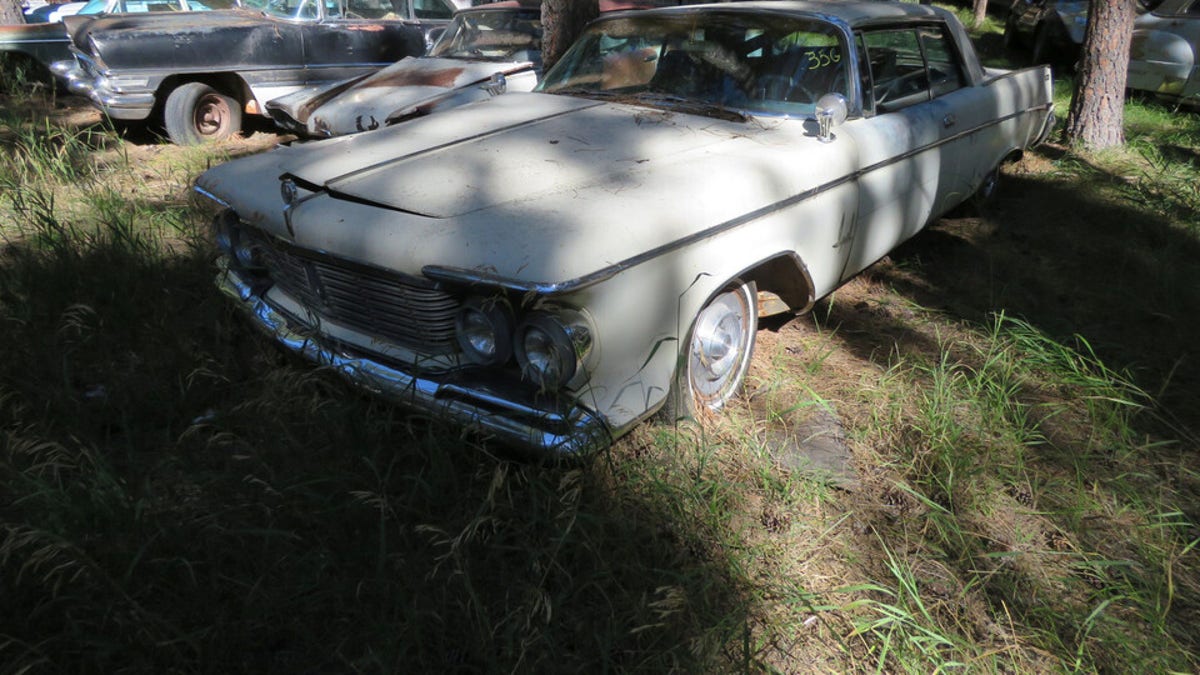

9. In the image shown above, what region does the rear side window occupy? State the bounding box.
[413,0,451,19]
[860,24,964,113]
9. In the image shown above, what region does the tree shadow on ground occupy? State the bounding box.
[849,155,1200,432]
[0,208,756,672]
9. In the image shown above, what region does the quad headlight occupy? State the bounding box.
[455,298,595,391]
[514,311,592,391]
[233,236,262,270]
[455,297,514,366]
[213,209,238,254]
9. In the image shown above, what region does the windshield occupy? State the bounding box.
[241,0,396,20]
[429,8,542,63]
[78,0,220,12]
[537,12,848,119]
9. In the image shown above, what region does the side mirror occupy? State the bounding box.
[815,92,848,143]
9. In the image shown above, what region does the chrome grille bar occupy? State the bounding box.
[253,233,460,354]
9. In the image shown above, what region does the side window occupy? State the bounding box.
[413,0,450,19]
[862,28,929,113]
[918,26,965,98]
[862,24,964,113]
[342,0,398,19]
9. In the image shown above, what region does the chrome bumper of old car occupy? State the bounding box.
[52,60,155,120]
[218,263,612,457]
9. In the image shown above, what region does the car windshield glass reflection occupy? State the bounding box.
[537,12,847,118]
[428,9,542,63]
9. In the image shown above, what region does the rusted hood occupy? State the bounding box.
[268,56,533,135]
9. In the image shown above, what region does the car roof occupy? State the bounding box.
[619,0,954,29]
[461,0,671,11]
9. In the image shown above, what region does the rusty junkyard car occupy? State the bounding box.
[1126,0,1200,102]
[195,1,1055,455]
[267,0,545,137]
[1006,0,1200,102]
[266,0,680,138]
[0,0,201,80]
[52,0,457,144]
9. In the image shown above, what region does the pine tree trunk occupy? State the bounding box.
[972,0,988,28]
[541,0,599,72]
[0,0,25,25]
[1063,0,1137,149]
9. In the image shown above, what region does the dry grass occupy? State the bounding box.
[1,61,1198,674]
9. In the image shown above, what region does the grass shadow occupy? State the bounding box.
[0,214,757,672]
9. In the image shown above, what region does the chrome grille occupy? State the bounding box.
[253,233,460,354]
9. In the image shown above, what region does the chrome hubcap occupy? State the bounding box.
[688,288,753,409]
[195,95,230,137]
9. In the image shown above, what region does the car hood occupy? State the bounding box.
[267,55,533,136]
[198,92,851,285]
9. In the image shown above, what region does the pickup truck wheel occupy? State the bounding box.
[659,280,757,423]
[164,82,242,146]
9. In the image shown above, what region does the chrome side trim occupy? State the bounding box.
[194,185,231,209]
[424,102,1054,297]
[218,262,612,456]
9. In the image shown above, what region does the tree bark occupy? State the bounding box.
[541,0,599,73]
[1063,0,1137,149]
[0,0,25,25]
[972,0,988,28]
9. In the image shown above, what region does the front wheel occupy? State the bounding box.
[163,82,242,146]
[659,280,757,423]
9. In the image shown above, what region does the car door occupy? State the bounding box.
[840,25,951,281]
[300,0,432,85]
[1128,0,1200,98]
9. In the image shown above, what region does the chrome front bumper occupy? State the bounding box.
[218,264,612,457]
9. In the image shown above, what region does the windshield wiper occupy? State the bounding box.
[630,92,750,122]
[544,87,625,100]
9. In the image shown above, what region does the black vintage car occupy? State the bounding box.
[53,0,458,144]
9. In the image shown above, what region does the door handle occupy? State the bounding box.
[943,114,956,128]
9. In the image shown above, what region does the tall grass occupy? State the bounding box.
[1,62,1199,674]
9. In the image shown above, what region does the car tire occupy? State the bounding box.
[658,280,757,423]
[974,163,1001,207]
[164,82,242,146]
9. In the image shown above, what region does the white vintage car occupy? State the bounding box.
[1127,0,1200,101]
[195,1,1055,455]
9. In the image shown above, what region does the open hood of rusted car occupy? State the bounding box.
[266,55,535,136]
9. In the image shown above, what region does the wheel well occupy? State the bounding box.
[739,252,815,316]
[157,73,250,110]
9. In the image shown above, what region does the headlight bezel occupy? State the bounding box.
[455,296,515,367]
[513,309,593,391]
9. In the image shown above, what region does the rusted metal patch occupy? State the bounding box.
[359,66,465,89]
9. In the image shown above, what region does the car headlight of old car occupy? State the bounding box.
[455,297,514,366]
[210,210,263,271]
[514,310,593,390]
[232,236,262,270]
[213,209,238,254]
